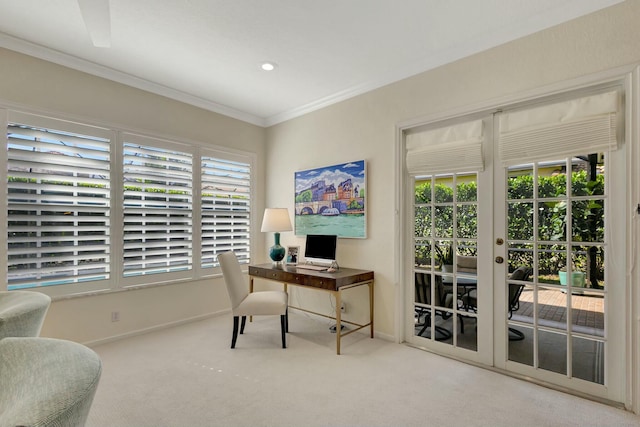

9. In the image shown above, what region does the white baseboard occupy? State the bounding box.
[82,308,392,347]
[83,309,229,348]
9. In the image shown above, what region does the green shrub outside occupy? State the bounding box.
[414,171,604,282]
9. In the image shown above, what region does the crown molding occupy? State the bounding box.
[0,33,266,127]
[0,32,425,129]
[264,60,438,127]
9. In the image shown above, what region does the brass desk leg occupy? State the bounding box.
[369,281,374,338]
[335,290,342,355]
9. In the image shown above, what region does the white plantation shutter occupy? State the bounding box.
[405,119,484,175]
[122,138,193,276]
[3,110,256,296]
[201,153,251,268]
[6,117,111,289]
[499,91,620,165]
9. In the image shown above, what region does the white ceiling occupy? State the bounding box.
[0,0,623,127]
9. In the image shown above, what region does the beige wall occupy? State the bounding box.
[264,1,640,340]
[0,0,638,359]
[0,48,264,152]
[0,47,266,344]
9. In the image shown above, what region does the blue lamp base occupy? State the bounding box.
[269,232,286,263]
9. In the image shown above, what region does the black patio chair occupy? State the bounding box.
[414,272,458,340]
[507,267,532,341]
[460,266,532,340]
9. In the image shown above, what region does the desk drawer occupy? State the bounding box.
[303,276,335,290]
[248,266,266,278]
[249,266,286,281]
[249,266,306,285]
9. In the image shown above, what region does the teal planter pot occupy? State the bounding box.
[559,271,585,287]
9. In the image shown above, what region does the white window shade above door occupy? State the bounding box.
[499,91,620,166]
[405,119,484,175]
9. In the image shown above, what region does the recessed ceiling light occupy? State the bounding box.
[260,62,277,71]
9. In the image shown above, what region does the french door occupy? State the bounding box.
[494,149,625,400]
[405,88,627,402]
[412,170,490,364]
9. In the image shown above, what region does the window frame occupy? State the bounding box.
[200,147,253,271]
[120,132,194,288]
[1,108,257,297]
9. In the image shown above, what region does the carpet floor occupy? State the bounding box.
[87,312,640,427]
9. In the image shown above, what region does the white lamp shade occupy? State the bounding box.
[261,208,292,232]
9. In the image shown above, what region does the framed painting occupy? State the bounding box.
[294,160,366,238]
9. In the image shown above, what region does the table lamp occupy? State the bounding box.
[261,208,292,264]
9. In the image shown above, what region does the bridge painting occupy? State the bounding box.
[294,160,366,238]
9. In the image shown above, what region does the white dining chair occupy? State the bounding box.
[218,251,288,348]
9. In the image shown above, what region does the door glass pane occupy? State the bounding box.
[458,178,477,202]
[571,244,605,290]
[538,161,567,198]
[434,176,454,202]
[414,272,453,342]
[435,239,453,272]
[511,283,534,324]
[537,287,567,333]
[434,274,448,311]
[415,179,432,203]
[508,166,534,199]
[414,242,432,269]
[508,325,533,365]
[415,206,432,238]
[538,244,566,285]
[538,201,567,241]
[457,316,477,352]
[457,204,477,238]
[508,244,533,273]
[571,290,604,337]
[506,154,606,385]
[508,202,533,240]
[572,336,605,384]
[434,206,453,238]
[571,155,604,197]
[507,271,532,340]
[538,330,567,375]
[459,240,477,257]
[572,200,605,243]
[413,173,478,352]
[414,271,433,339]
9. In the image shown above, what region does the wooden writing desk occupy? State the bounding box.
[248,263,374,354]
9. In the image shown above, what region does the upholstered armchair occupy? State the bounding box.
[0,290,51,339]
[0,337,102,427]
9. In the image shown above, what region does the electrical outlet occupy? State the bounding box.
[111,311,120,322]
[340,303,346,313]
